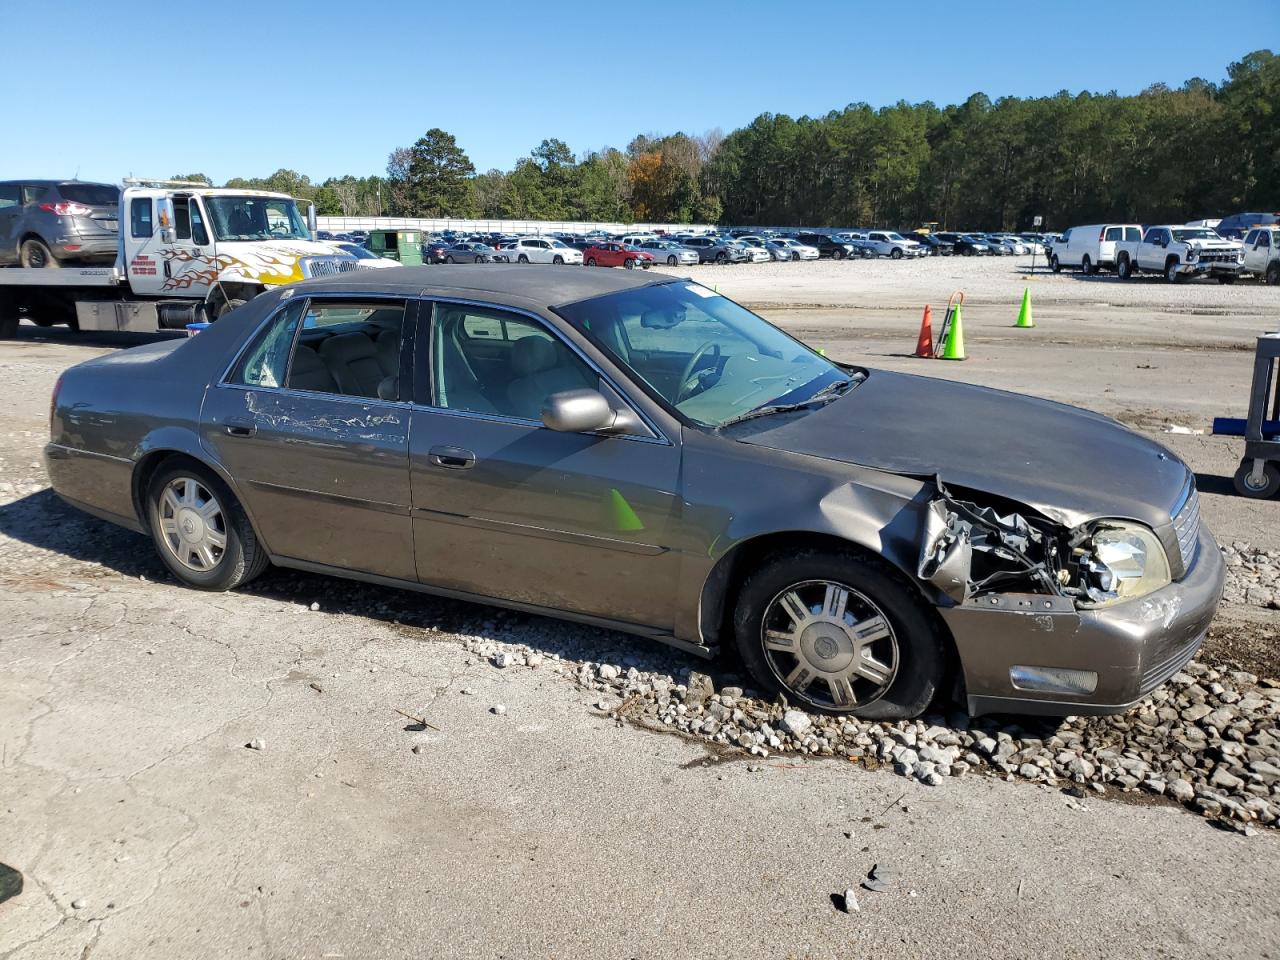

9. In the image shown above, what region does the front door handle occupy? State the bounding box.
[428,445,476,470]
[225,418,256,438]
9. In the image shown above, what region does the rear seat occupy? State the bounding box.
[287,344,339,393]
[319,332,391,398]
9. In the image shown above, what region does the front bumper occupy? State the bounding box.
[945,526,1225,716]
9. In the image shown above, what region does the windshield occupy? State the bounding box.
[556,282,849,427]
[1171,228,1220,242]
[205,196,309,241]
[339,244,379,260]
[549,240,570,248]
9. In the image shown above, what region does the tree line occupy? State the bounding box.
[198,49,1277,231]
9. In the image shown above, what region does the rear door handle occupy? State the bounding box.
[428,445,476,470]
[225,418,256,438]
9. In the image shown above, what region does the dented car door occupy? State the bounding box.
[200,294,418,581]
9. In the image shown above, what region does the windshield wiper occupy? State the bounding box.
[717,376,858,430]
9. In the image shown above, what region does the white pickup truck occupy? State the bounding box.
[1113,225,1243,283]
[1237,227,1280,285]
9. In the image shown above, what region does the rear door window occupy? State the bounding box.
[1125,227,1142,241]
[0,184,18,209]
[230,298,308,388]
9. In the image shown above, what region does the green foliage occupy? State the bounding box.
[215,51,1276,228]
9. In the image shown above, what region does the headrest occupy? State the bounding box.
[319,332,376,363]
[511,335,557,377]
[288,344,337,392]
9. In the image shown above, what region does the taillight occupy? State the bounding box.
[1099,228,1106,241]
[39,201,94,216]
[50,374,64,430]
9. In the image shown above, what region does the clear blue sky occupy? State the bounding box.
[4,2,1270,185]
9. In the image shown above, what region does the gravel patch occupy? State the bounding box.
[1222,541,1280,611]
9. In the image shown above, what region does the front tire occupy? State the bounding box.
[216,297,247,320]
[623,258,635,270]
[667,255,677,266]
[585,257,597,267]
[146,460,268,591]
[553,255,564,265]
[1050,254,1061,272]
[20,238,60,268]
[1267,263,1280,286]
[890,248,903,260]
[1165,259,1182,283]
[733,549,945,719]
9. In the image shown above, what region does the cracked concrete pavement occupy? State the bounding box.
[3,261,1280,959]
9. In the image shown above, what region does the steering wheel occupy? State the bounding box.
[675,342,721,403]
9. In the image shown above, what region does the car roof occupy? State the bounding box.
[293,263,676,309]
[0,179,118,189]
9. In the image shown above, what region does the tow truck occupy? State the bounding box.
[0,179,362,338]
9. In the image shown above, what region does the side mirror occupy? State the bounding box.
[542,389,641,435]
[157,197,176,244]
[307,203,318,241]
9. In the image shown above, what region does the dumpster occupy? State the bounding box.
[366,229,423,265]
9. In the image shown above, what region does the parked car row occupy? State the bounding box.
[1044,222,1256,283]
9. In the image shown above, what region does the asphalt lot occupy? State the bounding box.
[2,257,1279,959]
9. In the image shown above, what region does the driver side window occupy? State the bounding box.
[432,305,597,422]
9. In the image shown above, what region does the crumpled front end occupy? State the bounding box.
[915,480,1225,716]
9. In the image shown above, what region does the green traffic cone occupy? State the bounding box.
[940,304,966,360]
[1015,288,1034,328]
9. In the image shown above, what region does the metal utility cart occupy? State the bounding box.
[1214,332,1280,499]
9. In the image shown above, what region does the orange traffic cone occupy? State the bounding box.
[914,305,934,358]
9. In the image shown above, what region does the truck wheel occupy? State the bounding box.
[19,238,60,269]
[1266,263,1280,286]
[890,248,903,260]
[216,298,247,320]
[1050,254,1060,272]
[1165,259,1182,283]
[1116,254,1132,279]
[1081,255,1094,275]
[1233,461,1280,499]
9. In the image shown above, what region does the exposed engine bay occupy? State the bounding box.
[917,480,1168,607]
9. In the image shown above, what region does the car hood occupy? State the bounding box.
[1185,238,1240,250]
[731,369,1189,529]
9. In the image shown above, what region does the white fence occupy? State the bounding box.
[315,216,718,236]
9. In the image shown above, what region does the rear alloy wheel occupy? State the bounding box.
[1233,461,1280,499]
[733,550,944,719]
[1116,254,1132,279]
[146,461,267,591]
[585,257,597,267]
[1165,259,1182,283]
[20,238,60,268]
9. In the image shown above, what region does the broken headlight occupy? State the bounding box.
[1078,522,1171,605]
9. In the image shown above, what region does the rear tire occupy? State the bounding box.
[732,548,945,719]
[20,238,60,268]
[1081,254,1094,275]
[1116,254,1132,279]
[216,297,247,320]
[146,459,268,591]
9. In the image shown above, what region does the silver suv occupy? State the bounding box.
[0,180,120,267]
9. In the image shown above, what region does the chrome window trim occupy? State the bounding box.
[216,381,413,411]
[420,295,673,447]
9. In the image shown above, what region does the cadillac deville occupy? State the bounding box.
[45,267,1224,718]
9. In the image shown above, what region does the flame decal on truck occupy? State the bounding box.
[158,247,308,291]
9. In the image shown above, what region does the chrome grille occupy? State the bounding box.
[1171,478,1200,570]
[302,257,363,278]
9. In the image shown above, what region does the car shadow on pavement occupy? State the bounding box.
[0,487,703,684]
[11,322,182,350]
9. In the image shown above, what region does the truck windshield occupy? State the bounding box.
[205,197,309,241]
[556,281,849,427]
[1170,228,1220,242]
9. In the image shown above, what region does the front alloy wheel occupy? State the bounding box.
[733,550,944,719]
[761,580,897,709]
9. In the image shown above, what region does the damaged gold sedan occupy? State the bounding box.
[45,266,1224,719]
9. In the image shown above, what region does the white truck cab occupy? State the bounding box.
[0,178,361,337]
[1239,227,1280,285]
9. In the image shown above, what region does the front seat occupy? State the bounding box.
[507,335,594,421]
[319,333,385,397]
